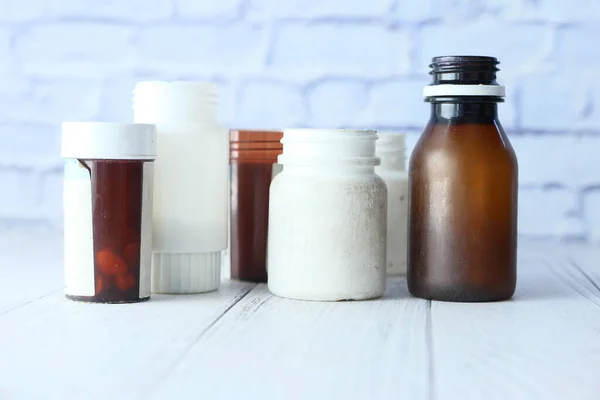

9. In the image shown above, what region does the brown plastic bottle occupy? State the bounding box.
[230,130,283,282]
[82,160,147,303]
[62,122,156,304]
[407,56,518,302]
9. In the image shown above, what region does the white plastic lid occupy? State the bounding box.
[133,81,219,124]
[61,122,157,160]
[278,129,380,166]
[423,84,505,98]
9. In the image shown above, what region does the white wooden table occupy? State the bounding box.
[1,232,599,400]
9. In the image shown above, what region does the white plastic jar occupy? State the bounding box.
[375,132,408,276]
[133,81,229,294]
[267,129,387,301]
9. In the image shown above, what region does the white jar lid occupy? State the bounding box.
[61,122,157,160]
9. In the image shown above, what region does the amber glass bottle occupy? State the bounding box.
[230,130,283,282]
[408,56,518,302]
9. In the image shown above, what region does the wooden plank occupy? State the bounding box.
[551,245,600,309]
[0,279,255,400]
[149,279,432,400]
[0,231,64,314]
[561,243,600,294]
[430,246,600,400]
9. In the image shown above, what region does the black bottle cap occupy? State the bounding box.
[424,55,504,101]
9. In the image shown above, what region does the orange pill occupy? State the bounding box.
[95,275,104,295]
[123,242,140,267]
[96,249,128,276]
[116,273,136,291]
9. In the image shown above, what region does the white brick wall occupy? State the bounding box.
[0,0,598,242]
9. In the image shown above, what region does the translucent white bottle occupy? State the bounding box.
[375,132,408,276]
[268,129,387,301]
[133,82,228,293]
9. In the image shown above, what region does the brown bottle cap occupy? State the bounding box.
[230,130,283,163]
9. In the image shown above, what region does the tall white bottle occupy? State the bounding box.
[375,132,408,276]
[133,81,228,293]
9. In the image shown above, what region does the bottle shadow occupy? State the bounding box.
[380,273,581,303]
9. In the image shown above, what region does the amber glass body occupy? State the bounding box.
[66,160,148,303]
[230,130,283,282]
[408,100,518,302]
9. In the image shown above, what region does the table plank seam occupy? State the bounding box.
[568,260,600,294]
[195,284,258,341]
[1,287,64,316]
[141,283,257,400]
[545,259,600,309]
[426,300,436,400]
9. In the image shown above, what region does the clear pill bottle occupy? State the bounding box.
[133,81,229,294]
[375,132,408,276]
[61,122,157,303]
[267,129,387,301]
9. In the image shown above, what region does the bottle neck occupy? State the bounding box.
[279,129,379,169]
[283,163,377,175]
[133,82,219,125]
[429,100,499,125]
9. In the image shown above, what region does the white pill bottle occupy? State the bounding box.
[133,82,229,294]
[267,129,387,301]
[375,132,408,276]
